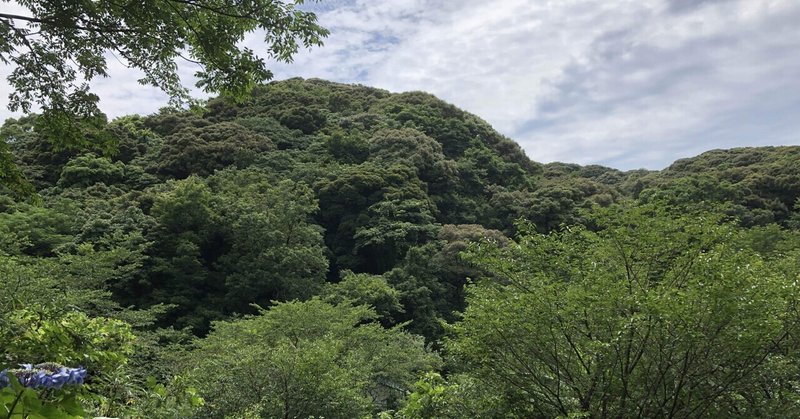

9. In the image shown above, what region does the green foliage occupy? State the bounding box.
[153,122,274,178]
[1,309,134,371]
[181,299,440,418]
[353,197,440,272]
[235,115,303,150]
[637,147,800,226]
[211,170,328,313]
[138,170,328,331]
[371,91,531,170]
[323,270,404,322]
[0,241,203,418]
[0,140,35,198]
[0,0,328,194]
[109,375,205,419]
[57,154,126,188]
[140,176,221,330]
[3,76,800,416]
[448,204,800,417]
[315,162,438,273]
[379,224,509,342]
[395,372,451,418]
[394,373,510,419]
[1,115,107,190]
[0,201,79,256]
[367,128,455,186]
[1,373,86,419]
[326,129,370,164]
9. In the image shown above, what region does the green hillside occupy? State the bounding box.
[2,79,799,418]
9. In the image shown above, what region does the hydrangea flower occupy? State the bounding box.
[0,364,87,390]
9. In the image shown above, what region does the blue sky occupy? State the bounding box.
[2,0,799,169]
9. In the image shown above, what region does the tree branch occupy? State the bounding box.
[0,12,141,34]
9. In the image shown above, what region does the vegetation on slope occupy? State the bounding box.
[2,79,799,417]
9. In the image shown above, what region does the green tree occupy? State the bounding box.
[1,115,83,193]
[0,249,202,418]
[448,204,800,418]
[354,197,439,273]
[144,176,221,331]
[373,224,506,343]
[153,121,274,178]
[180,299,440,418]
[636,147,800,227]
[0,0,328,194]
[322,270,404,323]
[0,198,81,256]
[315,163,436,274]
[395,372,511,419]
[367,128,456,188]
[137,170,328,331]
[57,154,126,188]
[210,170,328,314]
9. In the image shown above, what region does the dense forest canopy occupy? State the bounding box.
[2,78,799,418]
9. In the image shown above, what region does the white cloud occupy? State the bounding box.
[2,0,799,169]
[277,0,800,168]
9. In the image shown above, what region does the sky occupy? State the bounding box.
[1,0,799,170]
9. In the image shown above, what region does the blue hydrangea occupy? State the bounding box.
[0,364,86,390]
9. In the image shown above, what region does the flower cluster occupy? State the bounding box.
[0,363,87,390]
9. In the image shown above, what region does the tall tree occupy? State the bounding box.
[448,204,800,418]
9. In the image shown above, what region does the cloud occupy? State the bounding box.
[277,0,800,169]
[2,0,799,169]
[514,0,800,169]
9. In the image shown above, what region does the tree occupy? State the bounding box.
[314,163,436,274]
[0,250,206,419]
[395,372,511,419]
[636,147,800,227]
[152,121,274,178]
[0,0,328,193]
[367,128,455,188]
[57,154,126,188]
[322,270,404,323]
[180,299,440,418]
[143,176,221,331]
[353,197,439,273]
[135,170,329,332]
[210,170,328,314]
[448,204,800,418]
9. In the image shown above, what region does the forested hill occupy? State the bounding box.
[2,77,799,332]
[2,78,800,417]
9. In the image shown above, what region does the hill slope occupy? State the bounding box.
[3,78,800,418]
[1,78,799,336]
